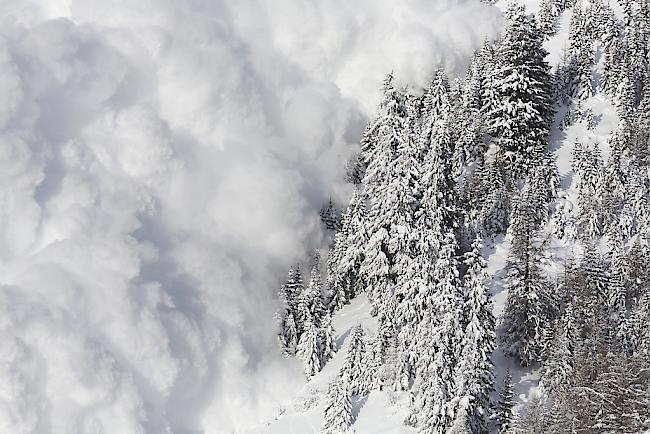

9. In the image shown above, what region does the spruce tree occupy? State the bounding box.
[328,189,367,310]
[278,267,303,355]
[538,0,560,37]
[322,376,353,434]
[572,141,604,240]
[539,319,574,394]
[514,393,549,433]
[608,237,629,350]
[422,69,452,134]
[297,315,322,378]
[285,266,306,332]
[494,370,515,434]
[278,310,298,356]
[500,182,554,366]
[601,13,623,96]
[305,251,327,326]
[393,326,415,392]
[341,324,367,395]
[359,73,419,312]
[452,238,496,433]
[484,3,553,175]
[629,292,650,356]
[409,232,464,433]
[320,199,342,231]
[363,333,384,392]
[320,312,337,366]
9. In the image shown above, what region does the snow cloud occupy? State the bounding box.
[0,0,502,432]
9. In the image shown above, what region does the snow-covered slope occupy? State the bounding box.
[256,1,625,432]
[247,295,414,434]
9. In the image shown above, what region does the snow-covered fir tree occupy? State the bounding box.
[360,73,420,315]
[328,189,367,310]
[494,370,515,434]
[408,231,464,434]
[572,140,604,239]
[363,332,384,392]
[297,314,322,378]
[305,251,327,322]
[320,312,337,366]
[539,319,574,394]
[341,323,367,396]
[320,198,342,232]
[484,3,553,176]
[278,309,298,356]
[500,181,554,366]
[451,238,496,433]
[322,376,353,434]
[278,266,305,355]
[537,0,560,37]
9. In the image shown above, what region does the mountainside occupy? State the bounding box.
[257,0,650,432]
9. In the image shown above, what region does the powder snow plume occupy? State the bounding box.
[0,0,501,432]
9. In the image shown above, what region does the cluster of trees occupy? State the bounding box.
[512,237,650,432]
[320,5,555,433]
[278,0,650,432]
[512,0,650,431]
[277,252,337,378]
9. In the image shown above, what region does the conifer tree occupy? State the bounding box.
[399,120,455,327]
[567,4,595,106]
[391,326,415,392]
[601,136,629,235]
[278,267,304,355]
[278,310,298,356]
[320,312,337,366]
[359,73,419,312]
[452,238,496,433]
[476,159,513,236]
[601,13,623,96]
[363,333,384,392]
[539,319,574,394]
[484,3,553,175]
[320,199,342,231]
[608,236,629,348]
[494,370,515,434]
[322,376,353,434]
[341,324,367,395]
[514,393,549,433]
[423,69,452,133]
[629,292,650,356]
[500,183,553,366]
[297,315,322,378]
[538,0,560,36]
[627,237,650,302]
[572,141,604,240]
[409,232,464,433]
[328,189,367,310]
[285,266,306,332]
[462,57,485,113]
[345,152,364,185]
[305,251,327,325]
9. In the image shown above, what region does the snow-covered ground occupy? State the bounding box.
[246,295,415,434]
